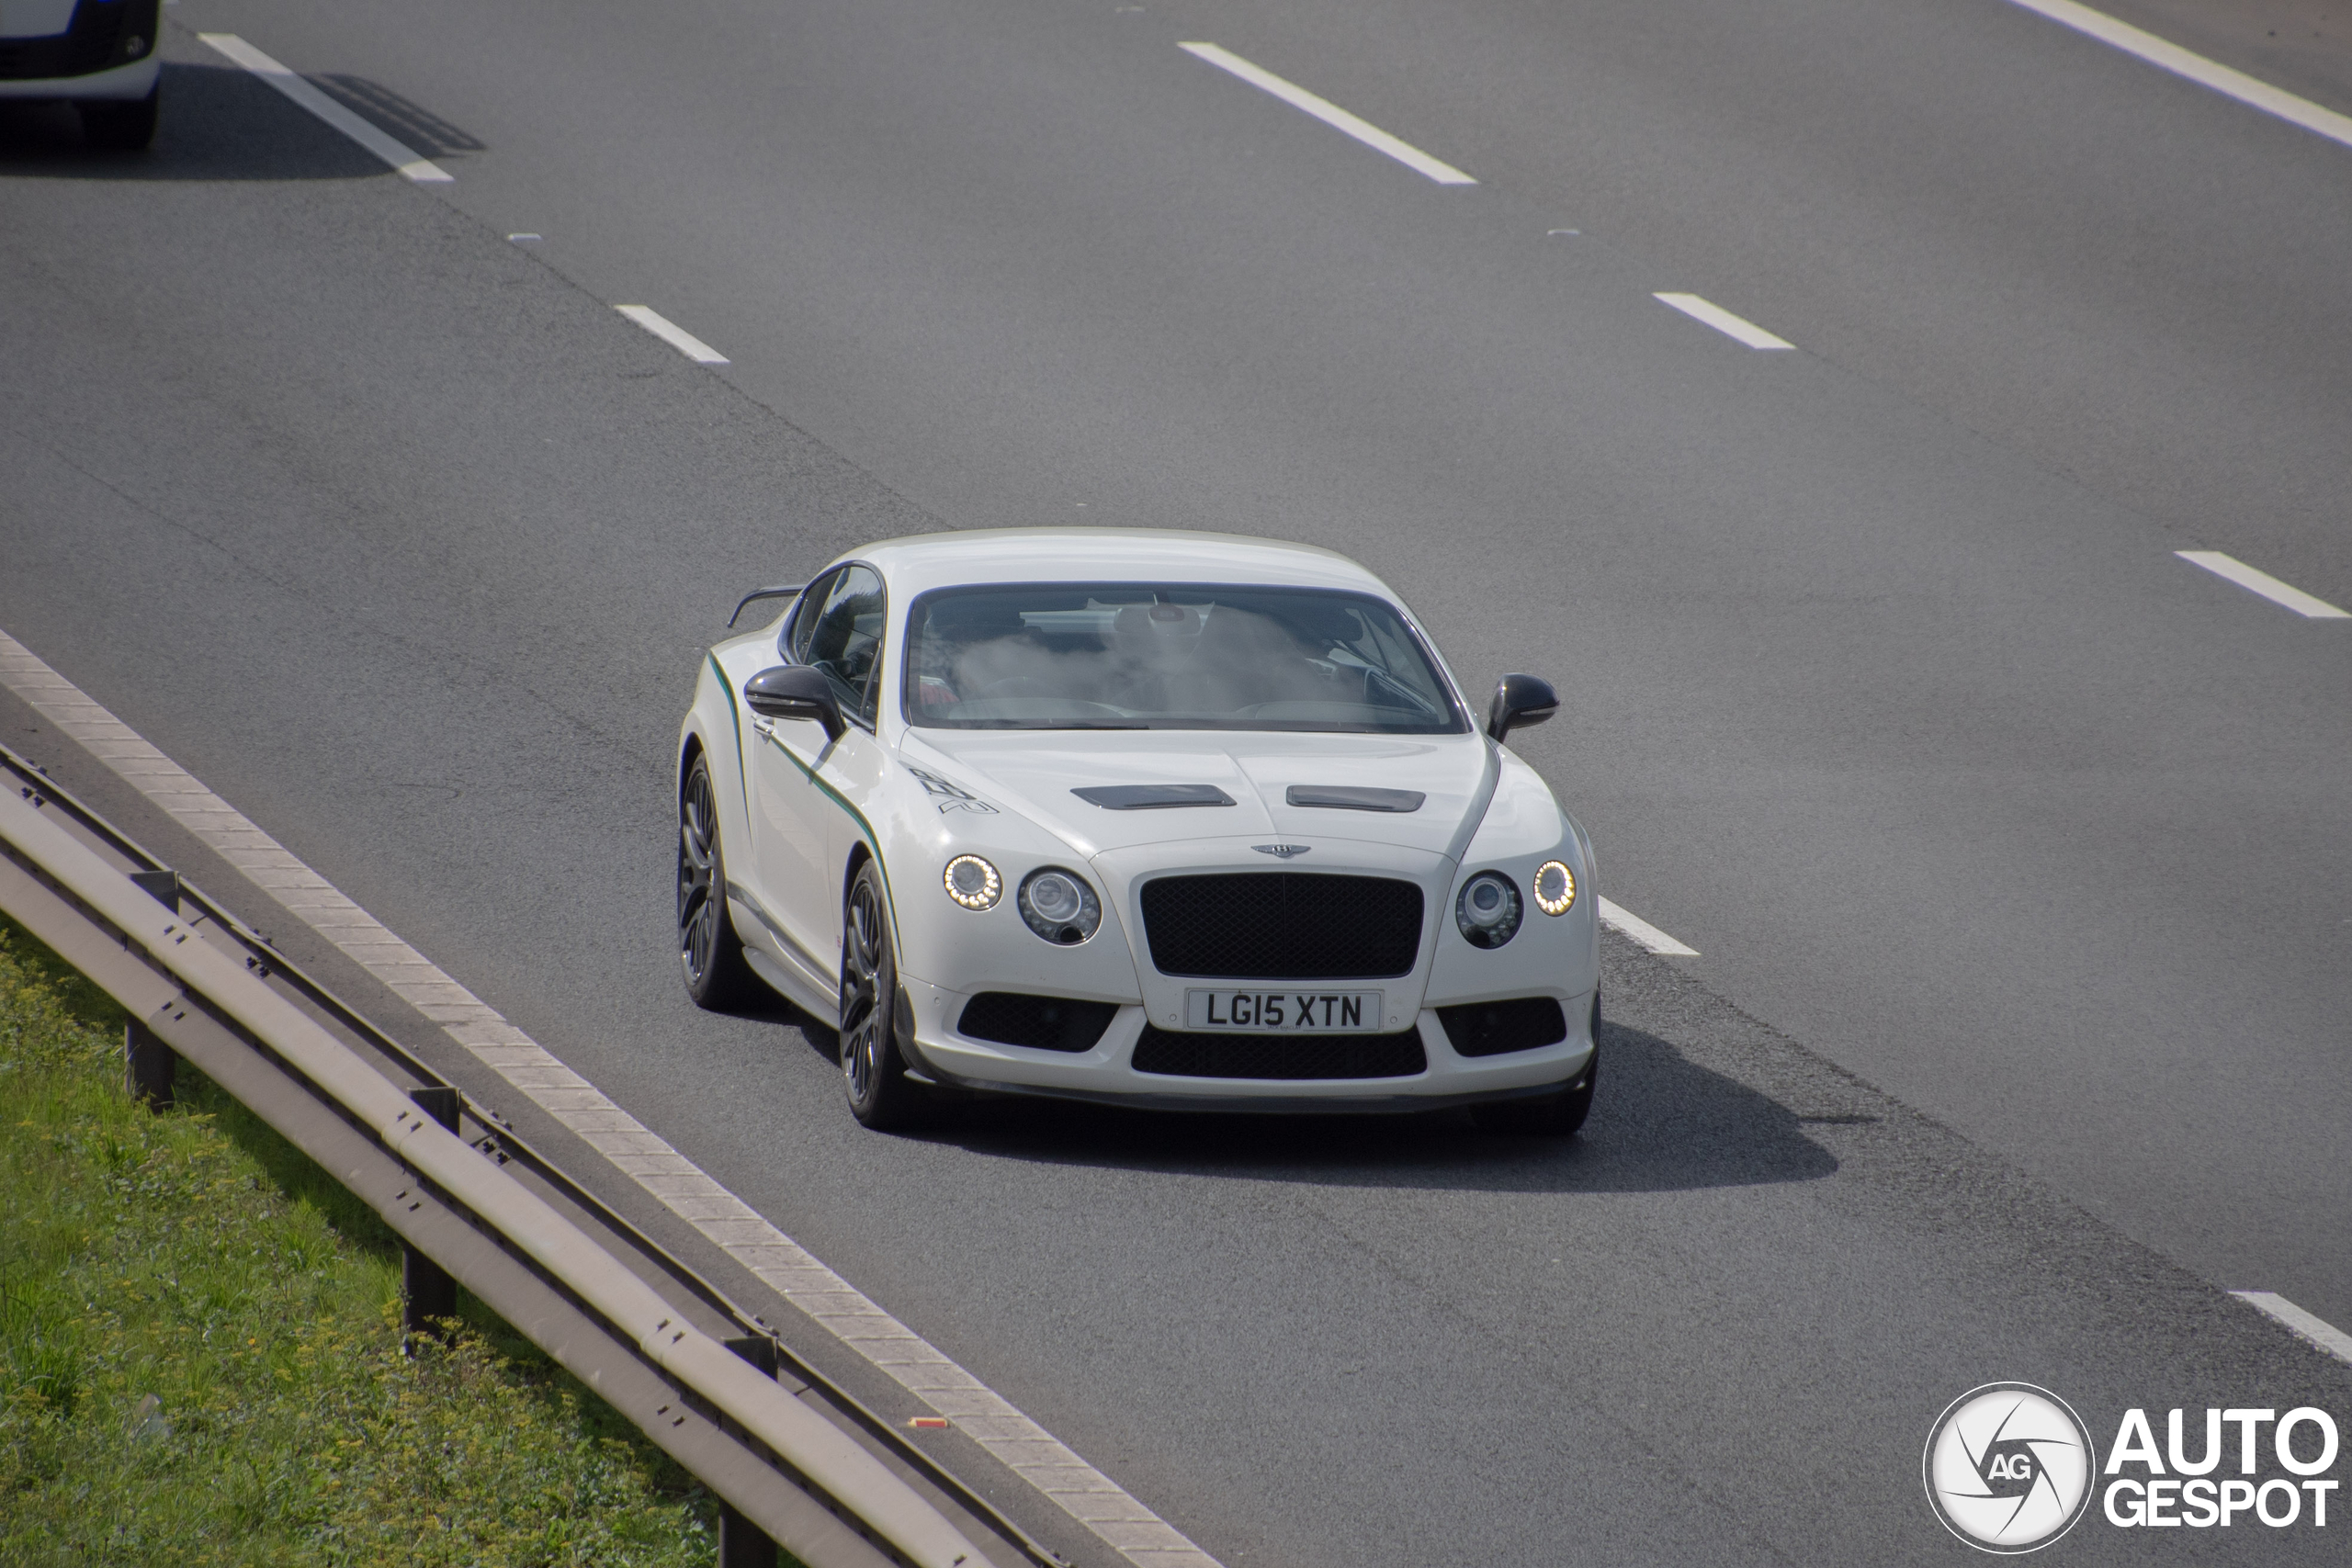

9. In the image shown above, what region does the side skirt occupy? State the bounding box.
[728,887,838,1018]
[741,945,837,1022]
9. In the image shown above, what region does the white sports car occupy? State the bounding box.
[676,530,1600,1133]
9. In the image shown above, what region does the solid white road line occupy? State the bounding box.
[2233,1292,2352,1366]
[616,305,730,366]
[1597,897,1700,957]
[1178,42,1476,186]
[0,626,1223,1568]
[2176,550,2350,618]
[197,34,453,183]
[1653,293,1795,351]
[2003,0,2352,153]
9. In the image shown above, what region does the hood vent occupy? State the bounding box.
[1072,784,1235,810]
[1285,785,1424,813]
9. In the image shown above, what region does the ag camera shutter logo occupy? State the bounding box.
[1924,1382,2097,1552]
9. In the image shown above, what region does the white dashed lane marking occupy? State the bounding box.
[616,305,731,366]
[2176,551,2349,619]
[0,626,1223,1568]
[1597,897,1699,957]
[2233,1292,2352,1366]
[1652,293,1795,351]
[198,34,453,183]
[1179,42,1476,186]
[2003,0,2352,153]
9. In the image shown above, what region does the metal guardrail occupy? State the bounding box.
[0,747,1060,1568]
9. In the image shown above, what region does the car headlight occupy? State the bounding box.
[1532,860,1576,916]
[1019,867,1101,945]
[943,854,1002,909]
[1455,871,1522,948]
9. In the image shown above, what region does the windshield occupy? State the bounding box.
[902,582,1466,733]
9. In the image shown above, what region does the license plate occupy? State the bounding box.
[1183,989,1384,1032]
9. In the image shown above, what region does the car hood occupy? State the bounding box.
[899,728,1498,863]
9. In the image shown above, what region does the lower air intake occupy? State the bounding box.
[1436,998,1569,1058]
[956,993,1119,1054]
[1130,1025,1427,1080]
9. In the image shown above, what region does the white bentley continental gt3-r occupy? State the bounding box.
[676,530,1600,1134]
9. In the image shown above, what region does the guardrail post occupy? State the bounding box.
[123,869,181,1109]
[128,868,179,911]
[401,1087,463,1346]
[125,1018,176,1108]
[720,1336,782,1568]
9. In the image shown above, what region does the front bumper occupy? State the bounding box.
[0,52,155,98]
[900,976,1596,1113]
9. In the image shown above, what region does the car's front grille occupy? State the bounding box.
[1139,873,1422,979]
[1436,998,1568,1057]
[1130,1025,1427,1080]
[0,0,147,82]
[956,992,1118,1054]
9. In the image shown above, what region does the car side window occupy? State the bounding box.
[798,565,887,727]
[784,569,839,666]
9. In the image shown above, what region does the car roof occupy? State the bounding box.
[847,528,1396,601]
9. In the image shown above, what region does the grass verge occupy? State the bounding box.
[0,916,719,1565]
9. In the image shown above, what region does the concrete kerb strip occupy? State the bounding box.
[0,627,1223,1568]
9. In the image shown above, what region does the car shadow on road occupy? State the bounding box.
[903,1016,1840,1196]
[0,62,463,181]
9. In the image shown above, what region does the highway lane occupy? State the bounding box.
[146,0,2352,1324]
[4,0,2350,1562]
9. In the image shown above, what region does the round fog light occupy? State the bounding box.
[1455,872,1523,949]
[1532,860,1576,916]
[943,854,1001,909]
[1019,867,1102,945]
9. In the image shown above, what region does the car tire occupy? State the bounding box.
[80,85,158,151]
[677,753,756,1009]
[839,859,927,1131]
[1471,994,1600,1135]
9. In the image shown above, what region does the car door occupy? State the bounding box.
[751,564,888,982]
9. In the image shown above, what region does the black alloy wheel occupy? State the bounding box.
[839,861,926,1130]
[677,754,753,1008]
[1471,993,1600,1135]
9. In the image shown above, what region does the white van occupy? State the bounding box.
[0,0,160,148]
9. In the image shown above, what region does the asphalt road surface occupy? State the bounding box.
[4,0,2348,1562]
